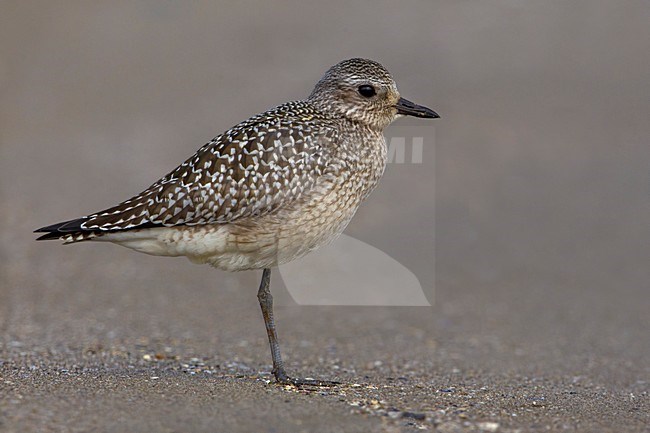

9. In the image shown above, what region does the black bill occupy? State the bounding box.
[395,97,440,119]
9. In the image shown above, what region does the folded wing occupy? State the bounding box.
[36,102,338,242]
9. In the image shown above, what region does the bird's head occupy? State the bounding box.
[308,58,439,130]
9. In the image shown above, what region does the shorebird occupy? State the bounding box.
[35,58,439,386]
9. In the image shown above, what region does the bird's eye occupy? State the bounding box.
[358,85,376,98]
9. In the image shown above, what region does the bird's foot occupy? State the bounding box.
[274,369,340,387]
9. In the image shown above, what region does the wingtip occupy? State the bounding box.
[34,218,86,233]
[34,218,86,241]
[35,233,57,241]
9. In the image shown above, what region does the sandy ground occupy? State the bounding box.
[1,252,648,432]
[2,1,649,432]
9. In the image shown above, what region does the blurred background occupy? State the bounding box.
[1,0,649,420]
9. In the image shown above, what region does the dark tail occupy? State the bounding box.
[34,217,87,241]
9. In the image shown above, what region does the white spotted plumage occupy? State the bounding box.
[36,58,436,271]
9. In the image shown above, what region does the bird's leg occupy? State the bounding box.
[256,268,339,387]
[257,268,286,378]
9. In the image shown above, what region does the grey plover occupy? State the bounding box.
[35,58,439,386]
